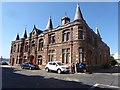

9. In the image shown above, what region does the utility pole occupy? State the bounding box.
[1,56,3,61]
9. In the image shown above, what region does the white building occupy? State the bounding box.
[113,52,120,64]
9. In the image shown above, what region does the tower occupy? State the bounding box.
[61,12,70,25]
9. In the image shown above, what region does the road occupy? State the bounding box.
[1,65,120,89]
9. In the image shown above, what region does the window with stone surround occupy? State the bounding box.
[38,39,43,51]
[14,44,16,52]
[25,42,28,52]
[78,26,84,40]
[62,30,70,42]
[62,48,70,64]
[79,47,84,63]
[48,50,55,61]
[20,43,24,53]
[17,44,19,53]
[78,26,83,30]
[49,34,55,44]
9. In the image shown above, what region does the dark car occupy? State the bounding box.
[20,62,39,70]
[0,61,8,65]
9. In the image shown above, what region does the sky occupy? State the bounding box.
[1,2,118,58]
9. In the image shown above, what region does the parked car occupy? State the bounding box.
[45,61,70,74]
[20,62,39,70]
[0,61,8,65]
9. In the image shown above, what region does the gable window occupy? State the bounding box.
[32,40,35,46]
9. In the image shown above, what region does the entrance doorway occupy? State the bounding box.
[30,55,34,64]
[38,55,42,65]
[12,58,15,66]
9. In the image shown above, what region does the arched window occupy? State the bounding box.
[25,42,28,52]
[38,39,43,51]
[79,47,84,63]
[62,30,70,42]
[14,44,16,52]
[17,44,19,53]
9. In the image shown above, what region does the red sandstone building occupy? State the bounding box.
[9,4,110,71]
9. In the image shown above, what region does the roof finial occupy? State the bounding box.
[95,26,101,38]
[65,12,67,17]
[96,25,98,30]
[34,25,36,29]
[25,25,27,30]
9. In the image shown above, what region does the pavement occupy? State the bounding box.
[1,65,120,89]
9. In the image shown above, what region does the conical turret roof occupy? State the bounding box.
[15,33,20,40]
[74,3,84,21]
[22,29,27,39]
[46,16,53,30]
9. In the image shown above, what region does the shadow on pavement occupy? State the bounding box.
[93,66,120,73]
[2,67,117,90]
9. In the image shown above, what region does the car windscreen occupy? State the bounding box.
[57,62,64,66]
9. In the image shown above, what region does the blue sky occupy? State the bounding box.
[1,2,118,58]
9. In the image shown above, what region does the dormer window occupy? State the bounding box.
[33,31,35,35]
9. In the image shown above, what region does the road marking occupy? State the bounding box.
[93,83,99,87]
[1,65,13,68]
[90,83,99,89]
[63,77,80,82]
[91,83,120,89]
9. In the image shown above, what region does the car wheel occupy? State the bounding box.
[45,67,49,72]
[57,69,61,74]
[21,67,24,69]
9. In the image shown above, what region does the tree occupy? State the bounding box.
[110,56,117,66]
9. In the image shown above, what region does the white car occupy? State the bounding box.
[45,61,70,74]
